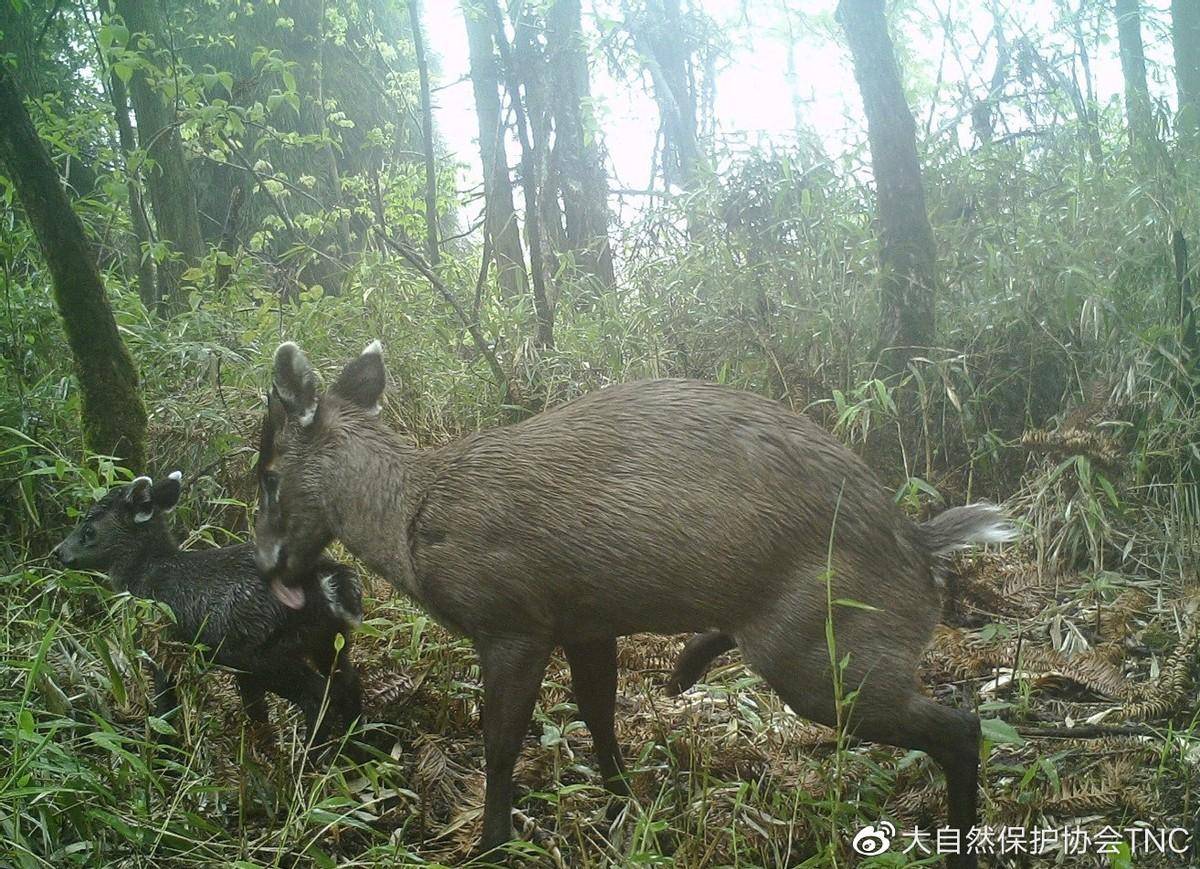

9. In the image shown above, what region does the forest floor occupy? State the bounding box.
[128,543,1200,868]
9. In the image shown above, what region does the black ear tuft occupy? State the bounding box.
[331,340,386,411]
[153,471,183,512]
[272,342,320,425]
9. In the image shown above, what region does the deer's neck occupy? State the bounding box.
[325,425,432,598]
[110,525,179,595]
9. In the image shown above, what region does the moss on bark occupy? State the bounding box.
[0,68,147,469]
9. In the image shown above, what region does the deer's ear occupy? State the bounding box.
[126,476,156,523]
[272,342,320,426]
[331,340,386,413]
[258,391,286,469]
[153,471,183,512]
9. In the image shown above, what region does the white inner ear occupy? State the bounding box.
[362,339,383,356]
[168,470,182,482]
[133,509,154,524]
[297,401,318,427]
[320,573,362,626]
[128,476,154,514]
[292,349,311,380]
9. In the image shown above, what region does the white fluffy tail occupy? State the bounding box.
[920,502,1017,557]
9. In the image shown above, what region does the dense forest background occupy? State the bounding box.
[2,0,1199,865]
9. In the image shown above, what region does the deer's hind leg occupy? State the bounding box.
[666,630,736,695]
[255,662,334,745]
[735,603,980,869]
[564,638,630,798]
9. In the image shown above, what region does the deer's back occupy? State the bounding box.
[133,545,343,670]
[409,380,932,640]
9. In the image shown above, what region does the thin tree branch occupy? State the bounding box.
[371,226,513,404]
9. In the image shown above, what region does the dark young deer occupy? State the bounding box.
[56,473,363,745]
[257,341,1014,867]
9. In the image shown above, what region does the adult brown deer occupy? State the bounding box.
[256,340,1013,867]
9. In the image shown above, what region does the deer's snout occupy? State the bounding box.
[255,539,284,574]
[52,542,74,567]
[255,540,306,609]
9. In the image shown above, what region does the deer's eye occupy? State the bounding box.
[80,523,95,543]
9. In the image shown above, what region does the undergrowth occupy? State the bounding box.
[4,121,1200,865]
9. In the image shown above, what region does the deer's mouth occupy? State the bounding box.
[270,575,306,610]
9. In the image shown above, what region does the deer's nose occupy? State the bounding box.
[255,540,285,573]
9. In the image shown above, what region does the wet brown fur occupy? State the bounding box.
[259,344,996,867]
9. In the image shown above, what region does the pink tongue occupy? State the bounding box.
[271,577,306,610]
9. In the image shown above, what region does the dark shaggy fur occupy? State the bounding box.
[56,474,363,744]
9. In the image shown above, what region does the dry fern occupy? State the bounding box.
[1022,427,1122,468]
[363,664,423,712]
[1120,620,1199,721]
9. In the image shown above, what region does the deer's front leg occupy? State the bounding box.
[475,635,552,852]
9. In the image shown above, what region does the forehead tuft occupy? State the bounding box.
[89,488,125,515]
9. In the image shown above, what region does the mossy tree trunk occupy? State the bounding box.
[512,6,568,281]
[0,2,97,197]
[0,69,147,469]
[408,0,440,268]
[633,0,702,191]
[485,0,555,349]
[279,0,353,293]
[838,0,938,371]
[101,0,158,310]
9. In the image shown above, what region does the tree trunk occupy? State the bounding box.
[0,70,147,469]
[1173,0,1200,137]
[546,0,614,289]
[114,0,205,316]
[0,1,98,196]
[1115,0,1155,153]
[0,0,44,100]
[513,7,567,286]
[280,0,352,292]
[463,1,528,298]
[408,0,440,267]
[837,0,938,369]
[101,0,158,310]
[631,0,702,190]
[110,74,159,311]
[783,13,808,137]
[1070,1,1106,166]
[487,0,554,349]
